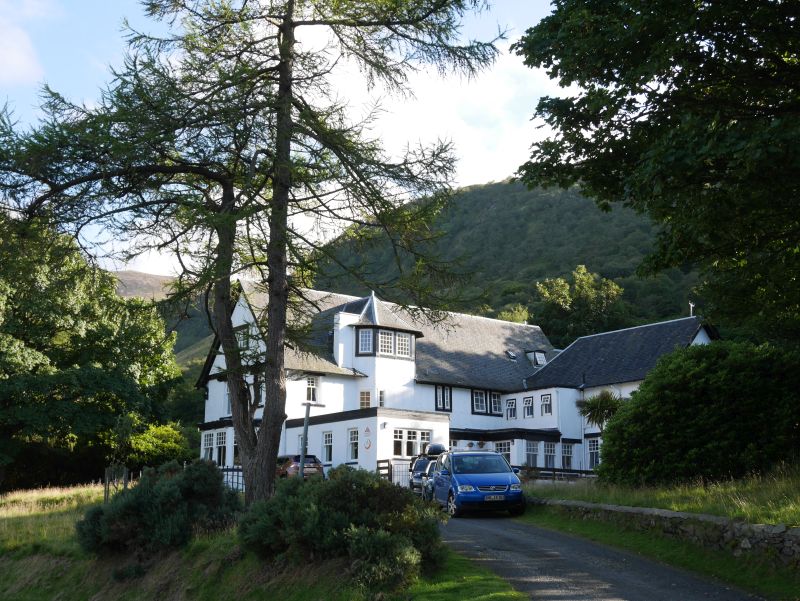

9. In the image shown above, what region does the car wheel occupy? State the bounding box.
[447,493,462,518]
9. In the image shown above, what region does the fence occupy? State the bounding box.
[376,459,411,487]
[220,466,245,491]
[526,466,596,481]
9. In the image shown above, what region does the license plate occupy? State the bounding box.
[485,495,505,501]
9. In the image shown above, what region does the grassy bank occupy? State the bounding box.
[520,505,800,601]
[0,484,523,601]
[524,465,800,526]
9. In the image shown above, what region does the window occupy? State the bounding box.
[378,330,394,354]
[393,429,431,456]
[306,377,317,403]
[541,393,552,415]
[523,396,533,418]
[233,441,240,465]
[562,443,573,469]
[359,390,371,409]
[490,392,502,415]
[358,329,373,354]
[435,385,452,411]
[396,332,412,357]
[506,399,517,420]
[525,440,538,467]
[216,431,227,466]
[202,432,213,461]
[323,431,333,463]
[378,390,385,407]
[544,442,555,469]
[297,434,304,454]
[225,385,231,415]
[348,429,359,461]
[450,439,458,450]
[420,431,431,454]
[235,327,248,349]
[588,439,600,469]
[534,351,547,365]
[495,441,511,463]
[472,390,487,413]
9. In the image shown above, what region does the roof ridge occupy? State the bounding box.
[574,316,699,340]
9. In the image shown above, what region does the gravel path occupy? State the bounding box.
[441,514,763,601]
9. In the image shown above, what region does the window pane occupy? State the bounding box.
[379,330,394,354]
[396,333,411,356]
[359,329,373,353]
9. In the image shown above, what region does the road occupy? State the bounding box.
[441,515,762,601]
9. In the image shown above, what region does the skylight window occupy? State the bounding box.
[505,350,517,360]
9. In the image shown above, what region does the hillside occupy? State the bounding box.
[113,270,173,300]
[314,181,698,323]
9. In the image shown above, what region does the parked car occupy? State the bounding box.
[409,442,447,495]
[276,454,325,479]
[420,461,437,501]
[431,451,525,517]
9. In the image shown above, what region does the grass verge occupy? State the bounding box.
[0,484,522,600]
[520,505,800,601]
[524,464,800,526]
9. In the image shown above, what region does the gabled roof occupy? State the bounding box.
[198,283,554,392]
[523,316,714,390]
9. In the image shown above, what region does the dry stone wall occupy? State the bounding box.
[533,498,800,570]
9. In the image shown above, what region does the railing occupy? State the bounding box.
[376,459,411,487]
[524,466,596,480]
[220,466,245,491]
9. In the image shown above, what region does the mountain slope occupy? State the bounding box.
[314,181,697,323]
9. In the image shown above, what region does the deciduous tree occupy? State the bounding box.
[514,1,800,341]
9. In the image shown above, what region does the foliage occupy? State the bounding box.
[125,421,195,470]
[314,182,697,331]
[598,342,800,485]
[513,1,800,342]
[496,304,529,324]
[578,390,621,435]
[0,216,180,490]
[0,0,498,503]
[534,265,631,347]
[76,460,239,556]
[239,466,445,592]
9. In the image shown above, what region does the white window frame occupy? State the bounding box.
[378,330,394,354]
[306,376,317,403]
[202,432,214,461]
[395,332,411,357]
[523,396,533,418]
[358,328,373,354]
[472,390,487,413]
[495,440,511,463]
[490,392,502,415]
[224,385,231,415]
[588,439,600,469]
[348,428,359,461]
[544,442,556,468]
[359,390,371,409]
[215,431,227,466]
[506,398,517,420]
[562,443,573,469]
[378,390,385,407]
[534,351,546,365]
[323,431,333,463]
[541,393,552,416]
[392,428,431,457]
[525,440,538,468]
[435,385,451,411]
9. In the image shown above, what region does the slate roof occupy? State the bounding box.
[523,317,712,390]
[206,284,555,392]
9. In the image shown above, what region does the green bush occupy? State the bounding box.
[598,341,800,485]
[238,466,445,591]
[76,460,239,556]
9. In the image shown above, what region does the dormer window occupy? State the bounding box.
[358,328,374,354]
[396,332,411,357]
[535,351,547,365]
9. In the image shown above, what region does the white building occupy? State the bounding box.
[197,285,715,476]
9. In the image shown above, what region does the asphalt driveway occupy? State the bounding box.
[441,514,762,601]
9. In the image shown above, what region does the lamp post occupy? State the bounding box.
[299,400,325,478]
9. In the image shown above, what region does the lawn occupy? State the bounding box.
[0,484,524,601]
[524,464,800,525]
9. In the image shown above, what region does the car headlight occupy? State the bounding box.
[510,484,522,491]
[457,484,475,492]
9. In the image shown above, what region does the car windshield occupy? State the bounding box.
[452,454,511,474]
[413,458,431,472]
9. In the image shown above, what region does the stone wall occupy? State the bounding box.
[533,498,800,570]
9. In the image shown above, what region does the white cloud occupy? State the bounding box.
[0,20,43,85]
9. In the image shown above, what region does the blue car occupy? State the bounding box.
[432,451,526,517]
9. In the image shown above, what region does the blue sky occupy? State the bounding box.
[1,1,560,274]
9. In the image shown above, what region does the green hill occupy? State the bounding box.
[314,181,698,324]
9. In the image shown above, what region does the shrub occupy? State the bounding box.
[239,466,446,591]
[76,459,239,556]
[598,341,800,485]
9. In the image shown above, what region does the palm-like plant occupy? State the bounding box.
[578,390,622,435]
